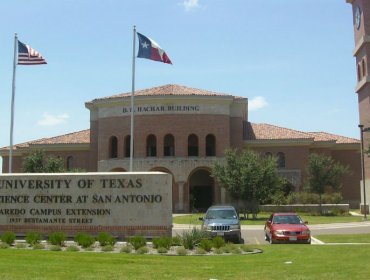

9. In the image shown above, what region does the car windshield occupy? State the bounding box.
[272,215,302,224]
[206,209,237,219]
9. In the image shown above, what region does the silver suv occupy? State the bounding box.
[199,205,242,243]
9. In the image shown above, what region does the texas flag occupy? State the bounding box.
[137,32,172,64]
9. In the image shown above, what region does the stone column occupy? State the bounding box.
[177,181,185,212]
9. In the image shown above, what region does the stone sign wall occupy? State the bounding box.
[0,172,172,238]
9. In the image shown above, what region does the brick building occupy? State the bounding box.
[0,84,361,211]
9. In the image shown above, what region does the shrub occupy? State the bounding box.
[128,236,147,250]
[26,232,42,246]
[48,232,66,246]
[171,236,182,246]
[195,247,207,255]
[120,245,133,253]
[212,236,225,249]
[135,246,149,254]
[199,239,213,252]
[97,232,116,247]
[153,237,172,250]
[157,247,168,254]
[179,228,210,250]
[0,242,10,249]
[101,245,114,252]
[49,245,62,251]
[33,243,45,250]
[176,246,188,256]
[15,242,27,249]
[1,232,16,246]
[74,233,95,248]
[66,245,80,252]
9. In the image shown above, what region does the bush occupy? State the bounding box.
[240,244,254,252]
[120,245,133,253]
[0,242,10,249]
[128,236,146,250]
[171,236,182,246]
[157,247,168,254]
[97,232,116,247]
[212,236,225,249]
[195,247,207,255]
[101,245,114,252]
[176,246,188,256]
[48,232,66,246]
[33,243,45,250]
[15,243,27,249]
[26,232,42,246]
[66,245,80,252]
[49,245,62,251]
[135,246,149,254]
[153,237,172,250]
[179,228,210,250]
[199,239,213,252]
[74,233,95,248]
[1,232,16,245]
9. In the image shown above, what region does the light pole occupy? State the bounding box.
[358,124,369,220]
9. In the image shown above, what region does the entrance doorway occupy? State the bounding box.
[189,169,214,212]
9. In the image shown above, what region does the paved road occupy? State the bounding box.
[173,221,370,245]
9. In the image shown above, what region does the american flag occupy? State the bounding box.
[18,41,47,65]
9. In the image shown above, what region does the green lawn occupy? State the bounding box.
[1,245,370,279]
[173,212,364,225]
[315,233,370,243]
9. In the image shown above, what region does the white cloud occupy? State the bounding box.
[249,96,268,111]
[37,113,69,126]
[182,0,200,11]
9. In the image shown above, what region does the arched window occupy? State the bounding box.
[188,134,199,156]
[146,134,157,157]
[124,135,131,157]
[362,59,367,77]
[66,156,73,170]
[276,152,285,168]
[164,134,175,156]
[109,136,118,158]
[205,134,216,156]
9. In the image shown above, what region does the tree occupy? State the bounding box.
[211,149,284,219]
[305,153,349,214]
[23,150,65,173]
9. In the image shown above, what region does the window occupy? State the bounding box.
[188,134,199,156]
[358,63,362,81]
[362,59,367,77]
[276,152,285,168]
[205,134,216,156]
[146,134,157,157]
[124,135,131,157]
[109,136,118,158]
[164,134,175,156]
[66,156,73,170]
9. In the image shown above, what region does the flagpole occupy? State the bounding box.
[9,33,18,173]
[129,26,136,172]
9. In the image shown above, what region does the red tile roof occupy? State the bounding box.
[93,84,240,101]
[245,123,359,144]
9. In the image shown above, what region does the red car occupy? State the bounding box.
[264,213,311,244]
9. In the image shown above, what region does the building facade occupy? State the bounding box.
[347,0,370,212]
[0,84,361,211]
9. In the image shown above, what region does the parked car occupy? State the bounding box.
[199,205,242,243]
[264,212,311,244]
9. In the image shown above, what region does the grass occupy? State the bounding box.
[315,233,370,243]
[173,212,364,225]
[1,245,370,279]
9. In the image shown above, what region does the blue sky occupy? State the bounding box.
[0,0,359,167]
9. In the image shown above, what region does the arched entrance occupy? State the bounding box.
[189,169,214,212]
